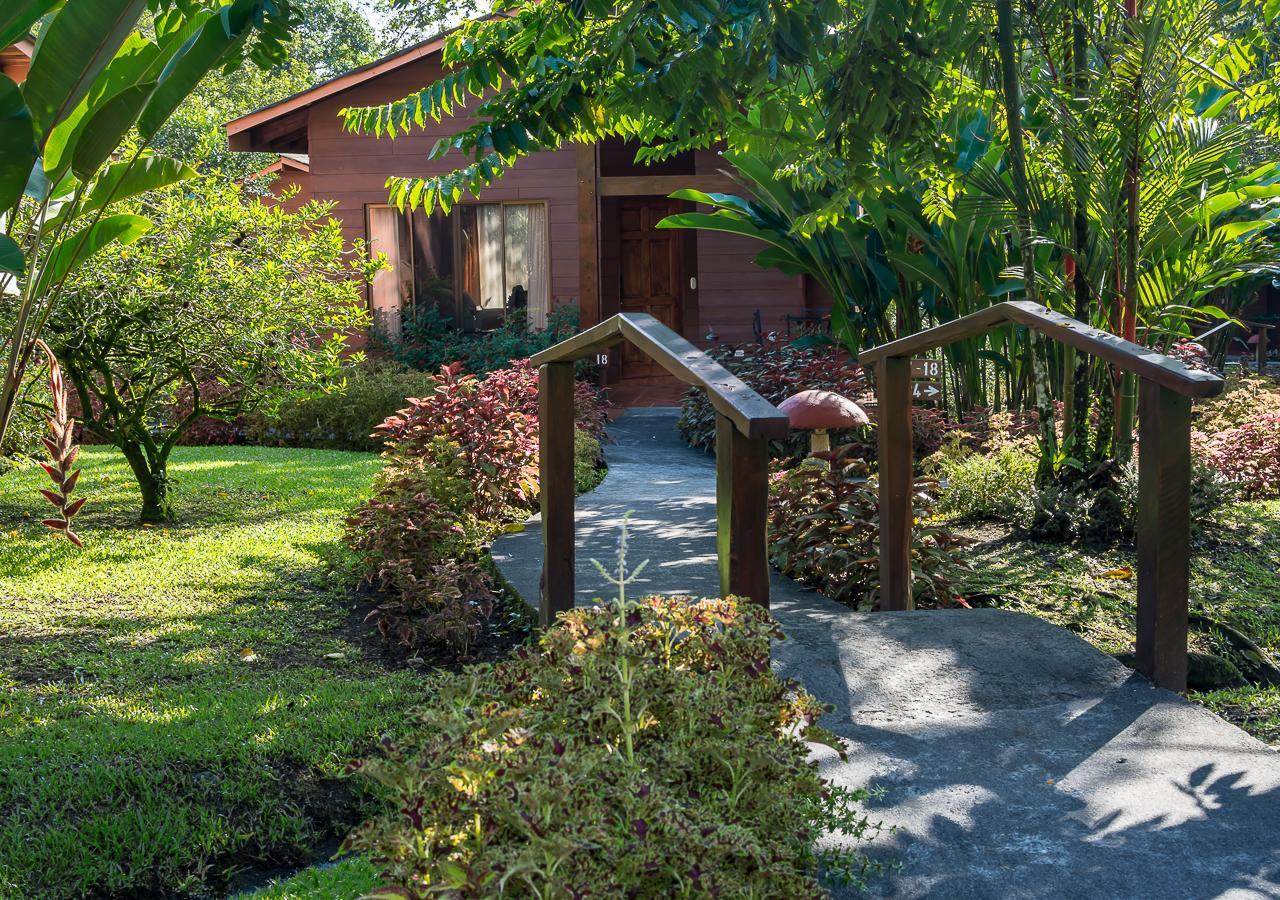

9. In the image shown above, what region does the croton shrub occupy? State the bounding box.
[344,596,879,897]
[768,449,969,609]
[346,361,607,655]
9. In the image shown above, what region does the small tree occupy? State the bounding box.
[46,178,374,522]
[0,0,299,450]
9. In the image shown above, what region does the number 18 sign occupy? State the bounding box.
[910,358,943,404]
[911,358,944,380]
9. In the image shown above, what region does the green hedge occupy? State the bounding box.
[248,365,440,452]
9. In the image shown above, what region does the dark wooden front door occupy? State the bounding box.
[619,198,683,377]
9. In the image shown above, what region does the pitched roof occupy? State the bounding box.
[1,39,34,83]
[225,27,459,153]
[252,154,310,179]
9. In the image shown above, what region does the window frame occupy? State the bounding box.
[453,199,552,330]
[365,199,553,332]
[364,203,416,332]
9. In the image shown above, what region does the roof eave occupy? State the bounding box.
[224,27,459,149]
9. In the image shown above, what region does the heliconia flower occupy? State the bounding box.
[34,341,84,548]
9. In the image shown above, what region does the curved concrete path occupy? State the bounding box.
[492,409,1280,899]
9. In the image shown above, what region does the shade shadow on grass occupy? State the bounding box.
[0,445,437,898]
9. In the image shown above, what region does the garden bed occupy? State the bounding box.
[952,500,1280,747]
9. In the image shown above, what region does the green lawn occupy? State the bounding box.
[0,446,432,898]
[953,498,1280,747]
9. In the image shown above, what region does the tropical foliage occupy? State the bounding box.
[0,0,298,456]
[342,0,1280,490]
[345,595,880,897]
[768,449,969,609]
[345,361,607,655]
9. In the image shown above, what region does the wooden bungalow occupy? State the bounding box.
[247,153,312,214]
[225,30,828,386]
[1,38,33,84]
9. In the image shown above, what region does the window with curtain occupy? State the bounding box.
[367,206,413,338]
[368,202,550,335]
[459,202,549,331]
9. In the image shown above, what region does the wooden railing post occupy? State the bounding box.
[1135,377,1192,692]
[876,355,914,611]
[716,413,770,607]
[1258,326,1270,373]
[539,362,576,626]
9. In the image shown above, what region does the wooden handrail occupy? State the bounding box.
[534,313,785,626]
[531,312,790,439]
[861,301,1224,693]
[858,301,1225,399]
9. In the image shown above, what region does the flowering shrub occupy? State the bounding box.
[344,596,879,897]
[346,362,608,653]
[678,340,869,459]
[1194,367,1280,435]
[1196,412,1280,499]
[768,449,968,609]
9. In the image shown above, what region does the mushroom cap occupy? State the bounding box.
[778,389,870,430]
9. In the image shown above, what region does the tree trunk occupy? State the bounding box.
[1066,5,1094,471]
[1115,0,1142,462]
[997,0,1057,483]
[120,440,174,523]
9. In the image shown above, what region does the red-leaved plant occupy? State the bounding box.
[35,341,85,547]
[768,446,968,609]
[678,340,869,459]
[1196,411,1280,499]
[347,361,608,654]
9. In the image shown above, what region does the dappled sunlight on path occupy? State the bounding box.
[495,408,1280,899]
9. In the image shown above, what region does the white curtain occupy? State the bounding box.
[368,207,408,336]
[525,204,549,330]
[478,204,504,313]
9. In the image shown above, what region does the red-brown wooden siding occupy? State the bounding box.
[261,168,312,214]
[304,55,580,309]
[692,150,806,344]
[290,54,807,348]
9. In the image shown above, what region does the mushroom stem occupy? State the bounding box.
[810,428,831,454]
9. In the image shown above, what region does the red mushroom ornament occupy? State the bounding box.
[778,390,870,456]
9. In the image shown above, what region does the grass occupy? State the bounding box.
[951,498,1280,747]
[0,446,434,898]
[238,855,381,899]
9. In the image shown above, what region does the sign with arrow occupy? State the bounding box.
[912,381,942,403]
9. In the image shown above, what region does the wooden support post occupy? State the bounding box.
[876,356,914,611]
[1136,378,1192,692]
[1258,326,1269,373]
[539,362,576,627]
[576,143,600,329]
[716,413,770,607]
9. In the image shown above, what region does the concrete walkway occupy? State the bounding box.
[491,409,1280,899]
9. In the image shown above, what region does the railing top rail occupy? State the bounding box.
[858,301,1225,399]
[531,312,790,440]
